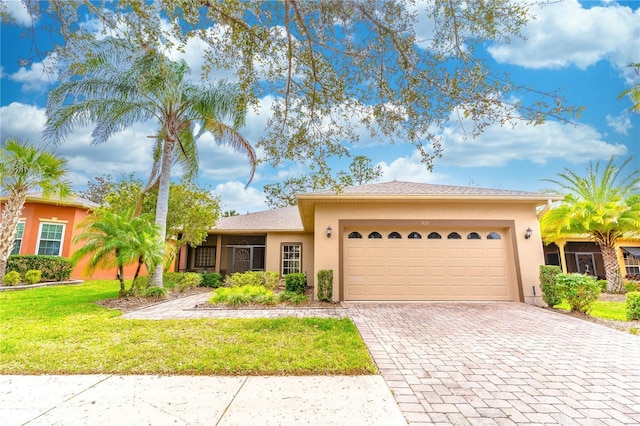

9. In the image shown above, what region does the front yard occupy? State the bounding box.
[0,281,376,375]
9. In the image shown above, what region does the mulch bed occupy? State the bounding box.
[96,287,211,312]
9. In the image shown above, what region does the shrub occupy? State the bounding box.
[162,272,183,289]
[200,273,222,288]
[556,273,600,313]
[178,272,202,291]
[317,269,333,302]
[144,286,167,298]
[278,290,309,305]
[597,280,608,293]
[24,270,42,285]
[3,271,22,286]
[624,281,640,293]
[263,271,280,290]
[539,265,563,307]
[7,255,73,281]
[285,273,306,294]
[210,285,274,306]
[626,292,640,321]
[130,276,149,296]
[224,271,264,287]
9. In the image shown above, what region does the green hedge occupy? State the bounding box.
[200,273,223,288]
[556,273,600,313]
[7,255,73,281]
[539,265,563,307]
[317,269,333,302]
[284,273,306,294]
[626,292,640,321]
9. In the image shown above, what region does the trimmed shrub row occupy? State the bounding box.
[7,255,73,281]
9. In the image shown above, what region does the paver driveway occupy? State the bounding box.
[347,302,640,425]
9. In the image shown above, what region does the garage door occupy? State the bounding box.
[343,227,514,301]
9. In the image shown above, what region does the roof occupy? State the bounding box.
[0,192,99,210]
[214,205,304,232]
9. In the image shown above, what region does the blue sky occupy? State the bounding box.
[1,0,639,213]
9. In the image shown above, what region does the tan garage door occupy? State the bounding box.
[343,227,514,301]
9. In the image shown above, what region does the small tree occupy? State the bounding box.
[0,138,71,279]
[72,209,163,296]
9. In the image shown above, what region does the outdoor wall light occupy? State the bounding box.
[525,227,533,239]
[326,226,333,238]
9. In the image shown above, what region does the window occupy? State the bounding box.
[388,231,402,239]
[487,232,502,240]
[11,222,25,255]
[195,247,216,267]
[622,248,640,277]
[447,232,461,240]
[408,232,422,239]
[282,244,301,275]
[467,232,481,240]
[427,232,441,239]
[368,232,382,239]
[348,231,362,239]
[37,223,65,256]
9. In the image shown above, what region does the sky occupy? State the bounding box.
[1,0,639,213]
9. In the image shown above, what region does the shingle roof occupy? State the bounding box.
[305,180,544,197]
[0,192,100,209]
[215,205,303,231]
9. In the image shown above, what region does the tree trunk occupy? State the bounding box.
[601,243,624,293]
[117,263,126,297]
[149,136,175,288]
[0,189,27,280]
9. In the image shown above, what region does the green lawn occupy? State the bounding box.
[0,281,376,375]
[554,300,628,321]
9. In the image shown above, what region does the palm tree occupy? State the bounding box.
[44,40,256,288]
[0,138,72,279]
[72,209,163,296]
[540,156,640,293]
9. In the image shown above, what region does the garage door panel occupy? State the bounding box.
[344,227,514,301]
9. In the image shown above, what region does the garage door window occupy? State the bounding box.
[388,232,402,239]
[467,232,481,240]
[487,232,501,240]
[282,244,301,275]
[368,232,382,239]
[447,232,461,239]
[408,232,422,239]
[427,232,441,239]
[348,232,362,239]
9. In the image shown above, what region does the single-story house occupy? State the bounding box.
[1,193,142,280]
[176,180,560,304]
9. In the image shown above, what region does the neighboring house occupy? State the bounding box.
[176,180,558,304]
[543,238,640,280]
[1,193,139,280]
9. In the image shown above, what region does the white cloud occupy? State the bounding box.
[8,54,58,93]
[378,151,448,183]
[605,113,633,135]
[214,181,267,213]
[488,0,640,78]
[434,116,628,168]
[1,0,33,26]
[0,102,47,144]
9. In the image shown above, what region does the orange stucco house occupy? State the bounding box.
[177,181,562,304]
[1,193,140,280]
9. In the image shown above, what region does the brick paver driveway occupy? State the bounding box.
[347,303,640,425]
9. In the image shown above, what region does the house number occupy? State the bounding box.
[421,221,429,225]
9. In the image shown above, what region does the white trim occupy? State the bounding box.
[11,221,26,255]
[35,222,66,256]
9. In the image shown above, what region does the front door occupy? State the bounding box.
[233,248,252,273]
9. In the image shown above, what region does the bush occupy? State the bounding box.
[24,270,42,285]
[556,273,600,313]
[144,286,167,298]
[263,271,280,290]
[317,269,333,302]
[278,291,309,305]
[285,273,306,294]
[162,272,183,289]
[624,281,640,293]
[540,265,563,307]
[626,292,640,321]
[178,272,202,291]
[597,280,608,293]
[3,271,22,286]
[200,273,222,288]
[210,285,274,306]
[130,276,149,296]
[7,255,73,281]
[224,271,264,287]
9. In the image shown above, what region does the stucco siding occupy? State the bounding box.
[266,233,315,289]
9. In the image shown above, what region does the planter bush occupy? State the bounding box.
[556,273,600,313]
[3,271,22,286]
[224,271,264,287]
[24,270,42,285]
[540,265,563,307]
[263,271,280,290]
[7,255,73,281]
[317,269,333,302]
[284,273,306,294]
[200,273,222,288]
[626,292,640,321]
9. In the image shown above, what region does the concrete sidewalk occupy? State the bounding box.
[0,374,406,425]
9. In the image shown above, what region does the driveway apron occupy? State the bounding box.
[347,302,640,425]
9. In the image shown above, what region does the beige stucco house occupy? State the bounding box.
[176,181,563,304]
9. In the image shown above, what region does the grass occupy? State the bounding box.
[554,300,628,321]
[0,280,376,375]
